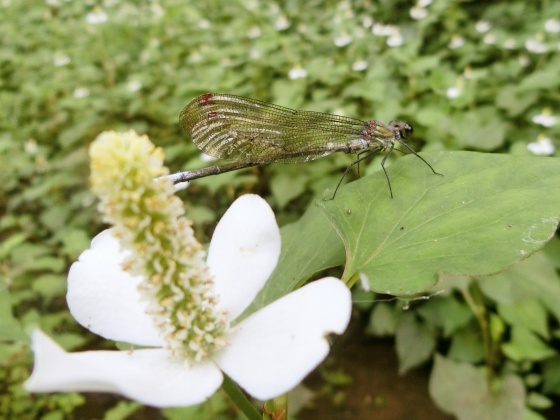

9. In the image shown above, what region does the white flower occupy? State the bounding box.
[410,6,428,21]
[532,111,557,127]
[249,48,262,60]
[475,20,492,33]
[274,15,290,31]
[73,87,90,98]
[198,19,211,29]
[288,66,307,80]
[503,39,517,50]
[372,23,395,37]
[24,139,38,154]
[150,3,164,18]
[351,60,368,71]
[334,33,352,47]
[448,35,465,50]
[387,32,403,47]
[362,16,373,28]
[518,54,530,67]
[446,86,461,99]
[86,8,108,25]
[25,195,351,407]
[527,136,555,155]
[127,80,142,93]
[483,33,497,45]
[53,53,71,67]
[525,38,547,54]
[545,19,560,33]
[247,26,262,39]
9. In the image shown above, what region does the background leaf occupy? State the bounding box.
[429,354,526,420]
[395,313,436,374]
[478,251,560,324]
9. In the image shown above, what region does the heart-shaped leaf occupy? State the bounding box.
[318,151,560,295]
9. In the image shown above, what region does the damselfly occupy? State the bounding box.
[168,93,439,198]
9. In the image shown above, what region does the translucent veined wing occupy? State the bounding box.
[179,93,376,163]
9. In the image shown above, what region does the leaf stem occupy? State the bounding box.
[461,279,497,389]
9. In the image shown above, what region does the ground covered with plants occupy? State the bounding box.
[2,1,560,419]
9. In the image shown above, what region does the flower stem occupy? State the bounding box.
[221,374,261,420]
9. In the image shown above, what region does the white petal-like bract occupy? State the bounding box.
[67,230,164,347]
[25,330,222,407]
[213,277,351,400]
[208,195,281,321]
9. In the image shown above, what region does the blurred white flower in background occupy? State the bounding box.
[334,33,352,47]
[525,37,547,54]
[86,8,108,24]
[475,20,492,33]
[352,60,368,72]
[532,110,557,127]
[53,53,70,67]
[448,35,465,50]
[544,18,560,33]
[288,66,307,80]
[527,136,555,155]
[73,87,90,99]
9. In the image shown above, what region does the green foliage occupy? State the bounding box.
[429,355,526,420]
[1,0,560,418]
[319,152,560,294]
[367,247,560,418]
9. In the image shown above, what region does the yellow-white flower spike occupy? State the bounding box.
[89,130,229,361]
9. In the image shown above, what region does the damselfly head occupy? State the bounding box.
[388,120,413,139]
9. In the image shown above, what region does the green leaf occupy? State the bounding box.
[103,401,142,420]
[31,274,66,303]
[269,171,307,209]
[489,313,507,343]
[395,313,436,374]
[417,295,474,336]
[58,228,93,259]
[498,299,549,339]
[0,282,26,341]
[352,287,375,311]
[517,61,560,91]
[542,236,560,270]
[542,356,560,396]
[318,151,560,296]
[526,392,553,410]
[450,107,507,150]
[26,256,66,273]
[478,251,560,323]
[522,409,548,420]
[366,302,398,336]
[502,327,556,362]
[0,232,28,259]
[495,86,538,117]
[162,393,230,420]
[447,325,485,363]
[429,354,526,420]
